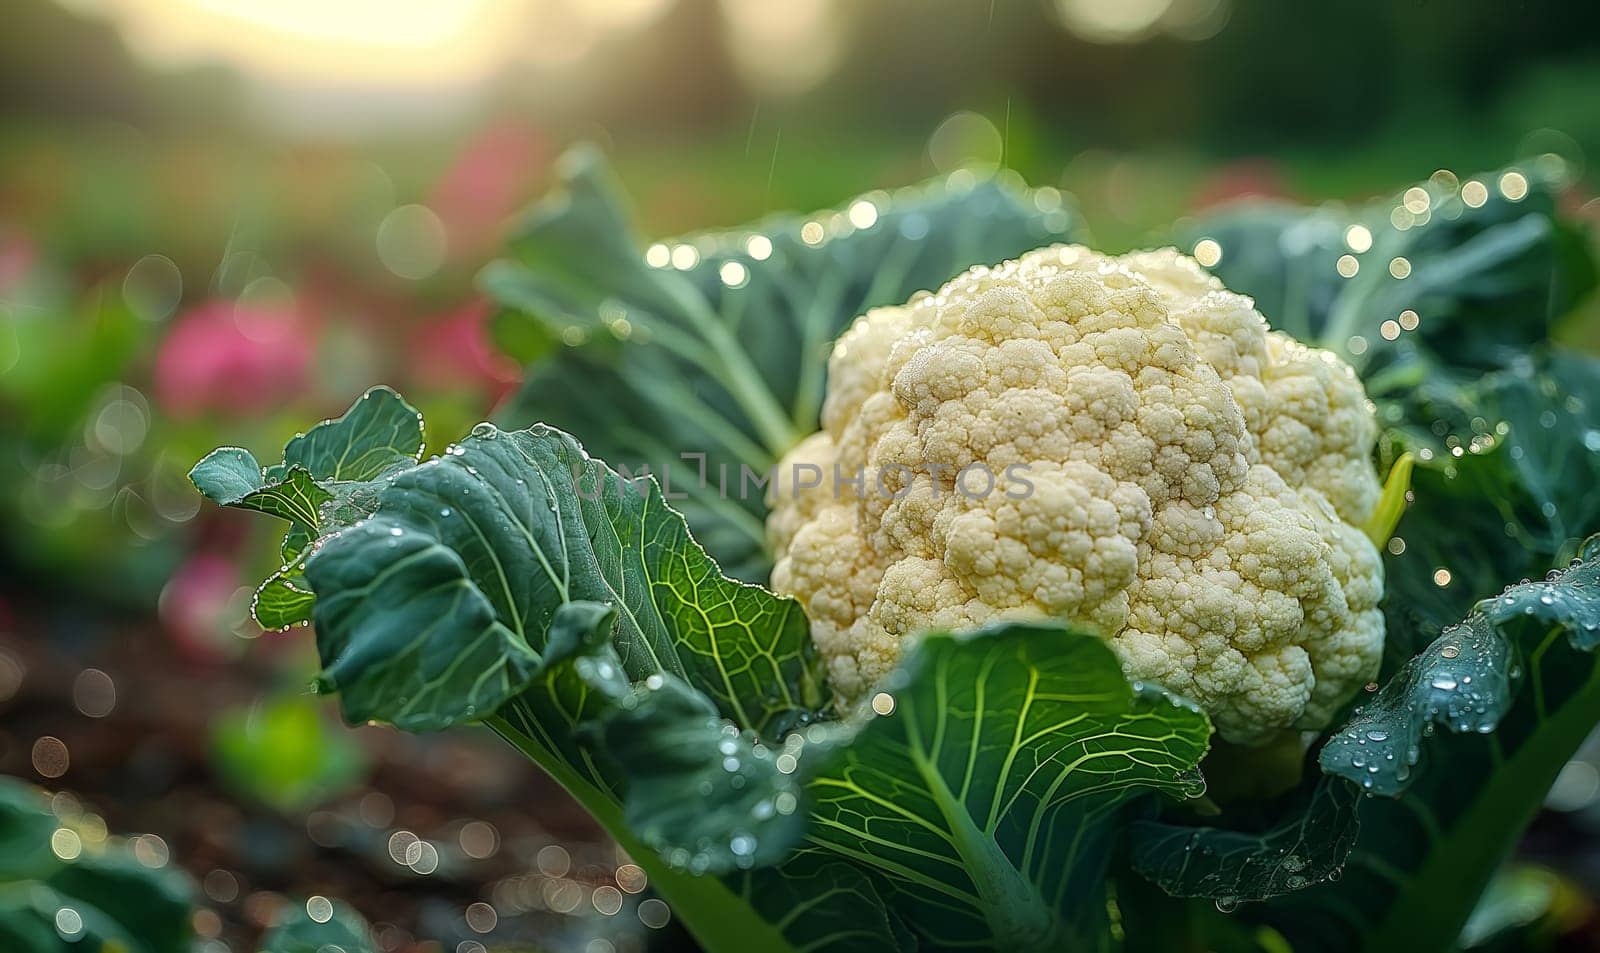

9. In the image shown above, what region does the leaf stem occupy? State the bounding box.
[903,697,1060,950]
[485,715,801,953]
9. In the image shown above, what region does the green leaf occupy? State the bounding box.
[191,450,330,530]
[189,388,428,629]
[1128,776,1362,904]
[581,673,810,874]
[0,782,58,883]
[729,854,912,953]
[258,898,375,953]
[491,693,903,953]
[278,386,424,483]
[1322,535,1600,795]
[238,467,332,528]
[1381,350,1600,662]
[798,622,1211,951]
[253,572,317,631]
[578,621,1212,951]
[483,146,1078,579]
[1178,165,1595,403]
[43,853,193,953]
[304,420,824,736]
[249,524,317,630]
[187,446,266,504]
[0,778,194,953]
[1257,535,1600,952]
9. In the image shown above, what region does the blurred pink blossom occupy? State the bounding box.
[1190,159,1296,212]
[158,552,244,662]
[0,230,35,296]
[430,124,548,257]
[411,299,520,406]
[154,299,312,418]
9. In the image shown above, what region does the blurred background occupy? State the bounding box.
[2,0,1599,950]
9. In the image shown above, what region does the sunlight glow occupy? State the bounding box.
[88,0,668,89]
[97,0,522,86]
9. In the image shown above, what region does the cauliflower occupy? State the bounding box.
[767,245,1384,744]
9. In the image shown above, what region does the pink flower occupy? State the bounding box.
[0,230,35,297]
[158,552,245,661]
[410,299,520,407]
[1190,159,1296,212]
[430,124,548,257]
[154,299,312,419]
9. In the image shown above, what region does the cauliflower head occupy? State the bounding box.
[767,245,1384,744]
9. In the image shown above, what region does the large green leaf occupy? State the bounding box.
[483,147,1078,579]
[1177,165,1595,404]
[593,622,1212,950]
[0,779,194,953]
[1323,536,1600,793]
[796,624,1212,951]
[1248,536,1600,952]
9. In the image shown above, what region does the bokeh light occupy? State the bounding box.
[377,204,449,279]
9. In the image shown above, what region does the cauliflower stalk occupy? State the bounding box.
[768,245,1384,744]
